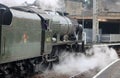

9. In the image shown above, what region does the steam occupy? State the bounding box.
[0,0,65,11]
[33,0,65,11]
[0,0,35,7]
[53,45,119,76]
[0,0,17,6]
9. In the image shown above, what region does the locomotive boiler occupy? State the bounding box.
[0,4,83,78]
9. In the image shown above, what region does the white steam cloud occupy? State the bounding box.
[53,45,119,76]
[34,0,65,11]
[0,0,35,6]
[0,0,65,11]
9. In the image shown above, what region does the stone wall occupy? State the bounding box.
[65,0,82,15]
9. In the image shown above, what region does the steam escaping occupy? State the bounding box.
[53,45,119,76]
[0,0,35,7]
[0,0,17,6]
[33,0,65,11]
[0,0,65,11]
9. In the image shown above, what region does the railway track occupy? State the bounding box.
[69,70,98,78]
[31,72,70,78]
[31,68,98,78]
[31,73,94,78]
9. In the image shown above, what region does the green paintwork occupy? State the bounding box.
[44,30,52,54]
[0,10,42,63]
[0,8,79,64]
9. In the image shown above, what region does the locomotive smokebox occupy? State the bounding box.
[47,11,80,35]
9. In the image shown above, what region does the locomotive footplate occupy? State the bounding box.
[52,40,82,46]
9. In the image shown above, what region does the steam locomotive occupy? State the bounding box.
[0,4,83,78]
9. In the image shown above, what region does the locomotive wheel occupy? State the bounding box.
[37,60,51,72]
[0,69,5,78]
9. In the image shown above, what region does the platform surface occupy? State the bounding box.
[93,59,120,78]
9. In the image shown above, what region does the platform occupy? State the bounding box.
[93,59,120,78]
